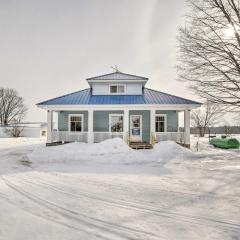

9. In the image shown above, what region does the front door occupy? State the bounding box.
[130,115,142,142]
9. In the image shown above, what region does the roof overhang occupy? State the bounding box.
[37,103,201,111]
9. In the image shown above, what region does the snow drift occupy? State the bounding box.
[153,141,194,161]
[28,138,194,166]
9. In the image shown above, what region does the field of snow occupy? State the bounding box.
[0,136,239,240]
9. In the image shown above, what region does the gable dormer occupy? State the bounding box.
[87,71,148,95]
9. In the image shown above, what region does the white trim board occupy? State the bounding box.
[87,80,147,84]
[39,104,201,111]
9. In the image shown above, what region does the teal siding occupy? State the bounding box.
[156,110,178,132]
[58,110,178,143]
[58,111,88,131]
[129,110,150,143]
[93,111,124,132]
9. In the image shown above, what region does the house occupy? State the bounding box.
[37,71,201,147]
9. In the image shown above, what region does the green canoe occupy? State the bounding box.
[210,138,240,149]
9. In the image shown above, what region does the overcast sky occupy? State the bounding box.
[0,0,203,122]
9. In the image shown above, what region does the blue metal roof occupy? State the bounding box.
[37,88,201,105]
[86,71,148,81]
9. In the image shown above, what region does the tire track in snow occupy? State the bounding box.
[0,181,129,240]
[19,174,240,232]
[2,176,160,240]
[52,173,239,201]
[0,193,102,239]
[0,180,110,239]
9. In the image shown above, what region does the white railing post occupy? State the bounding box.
[150,109,155,144]
[124,109,129,143]
[184,109,190,146]
[88,109,94,143]
[47,110,53,144]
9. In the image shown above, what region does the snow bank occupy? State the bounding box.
[28,138,132,164]
[28,138,195,166]
[153,141,194,161]
[86,138,131,154]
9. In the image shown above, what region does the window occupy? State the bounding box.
[69,115,83,132]
[109,114,124,132]
[117,85,125,93]
[155,114,166,132]
[110,85,117,93]
[132,116,140,128]
[110,85,125,94]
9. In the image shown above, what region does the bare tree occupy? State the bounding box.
[223,125,233,136]
[191,101,221,136]
[178,0,240,110]
[0,88,28,126]
[4,119,24,137]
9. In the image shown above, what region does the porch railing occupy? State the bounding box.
[51,131,185,144]
[51,131,88,143]
[51,131,123,143]
[155,132,185,144]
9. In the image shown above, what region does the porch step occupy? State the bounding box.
[129,142,153,150]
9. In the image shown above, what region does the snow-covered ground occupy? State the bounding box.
[0,136,239,240]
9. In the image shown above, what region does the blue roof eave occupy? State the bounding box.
[36,88,202,106]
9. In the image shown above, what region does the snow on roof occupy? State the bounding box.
[37,88,201,106]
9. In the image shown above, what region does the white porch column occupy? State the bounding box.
[184,109,190,146]
[47,110,53,144]
[88,109,94,143]
[150,109,155,144]
[124,109,129,143]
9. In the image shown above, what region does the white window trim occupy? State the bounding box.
[109,84,126,95]
[155,114,167,132]
[109,114,124,133]
[68,114,84,133]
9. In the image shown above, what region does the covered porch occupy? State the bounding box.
[46,106,191,147]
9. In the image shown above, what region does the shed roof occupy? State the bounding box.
[37,88,201,106]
